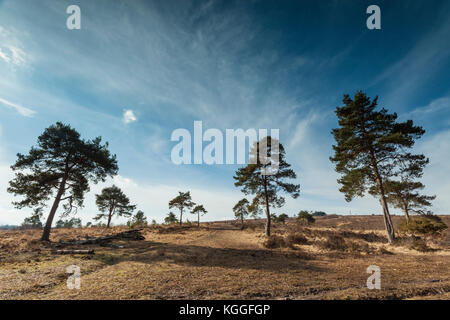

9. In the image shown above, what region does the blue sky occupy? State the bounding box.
[0,0,449,225]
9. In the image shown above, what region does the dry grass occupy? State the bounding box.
[0,215,449,300]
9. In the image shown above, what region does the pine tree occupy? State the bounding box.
[94,185,136,228]
[191,205,207,227]
[128,210,148,227]
[369,154,435,223]
[164,212,178,224]
[372,180,435,223]
[234,136,300,236]
[331,91,426,242]
[21,208,43,229]
[169,191,195,226]
[8,122,118,241]
[233,198,250,226]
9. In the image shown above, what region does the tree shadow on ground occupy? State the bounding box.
[90,239,324,273]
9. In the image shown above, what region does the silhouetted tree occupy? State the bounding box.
[94,185,136,228]
[234,137,300,236]
[331,91,425,243]
[169,191,195,226]
[233,198,250,226]
[8,122,118,241]
[191,204,207,227]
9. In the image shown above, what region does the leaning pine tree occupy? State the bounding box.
[8,122,118,241]
[234,136,300,236]
[330,91,426,243]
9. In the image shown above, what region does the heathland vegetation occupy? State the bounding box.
[1,91,448,300]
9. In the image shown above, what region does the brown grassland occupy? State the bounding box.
[0,215,449,300]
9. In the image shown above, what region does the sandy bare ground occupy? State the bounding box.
[0,215,449,300]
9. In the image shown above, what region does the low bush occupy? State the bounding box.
[285,233,308,246]
[395,236,434,252]
[297,211,315,225]
[318,234,347,251]
[263,235,286,248]
[397,215,447,236]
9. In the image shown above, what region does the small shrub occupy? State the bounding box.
[263,235,286,249]
[318,234,347,251]
[395,236,434,252]
[397,215,447,236]
[297,210,315,225]
[285,233,308,246]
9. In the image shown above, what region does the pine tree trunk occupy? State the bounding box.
[263,180,271,237]
[41,177,67,241]
[403,205,410,224]
[379,193,395,243]
[107,212,112,228]
[241,215,244,226]
[198,213,200,227]
[370,151,395,243]
[106,205,115,228]
[179,208,183,226]
[374,173,395,243]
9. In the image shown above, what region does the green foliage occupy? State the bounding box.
[330,91,425,202]
[297,210,315,225]
[169,191,195,225]
[7,122,118,240]
[127,210,148,228]
[55,217,82,228]
[151,219,157,226]
[234,137,300,236]
[272,213,289,223]
[233,198,250,223]
[370,180,435,216]
[330,91,426,242]
[397,215,447,236]
[191,204,207,226]
[94,185,136,228]
[164,212,178,224]
[21,208,43,229]
[312,211,327,217]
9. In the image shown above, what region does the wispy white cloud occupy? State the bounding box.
[122,109,137,124]
[0,45,27,66]
[0,97,35,117]
[410,97,450,116]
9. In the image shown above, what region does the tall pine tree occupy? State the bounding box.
[331,91,425,243]
[234,137,300,236]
